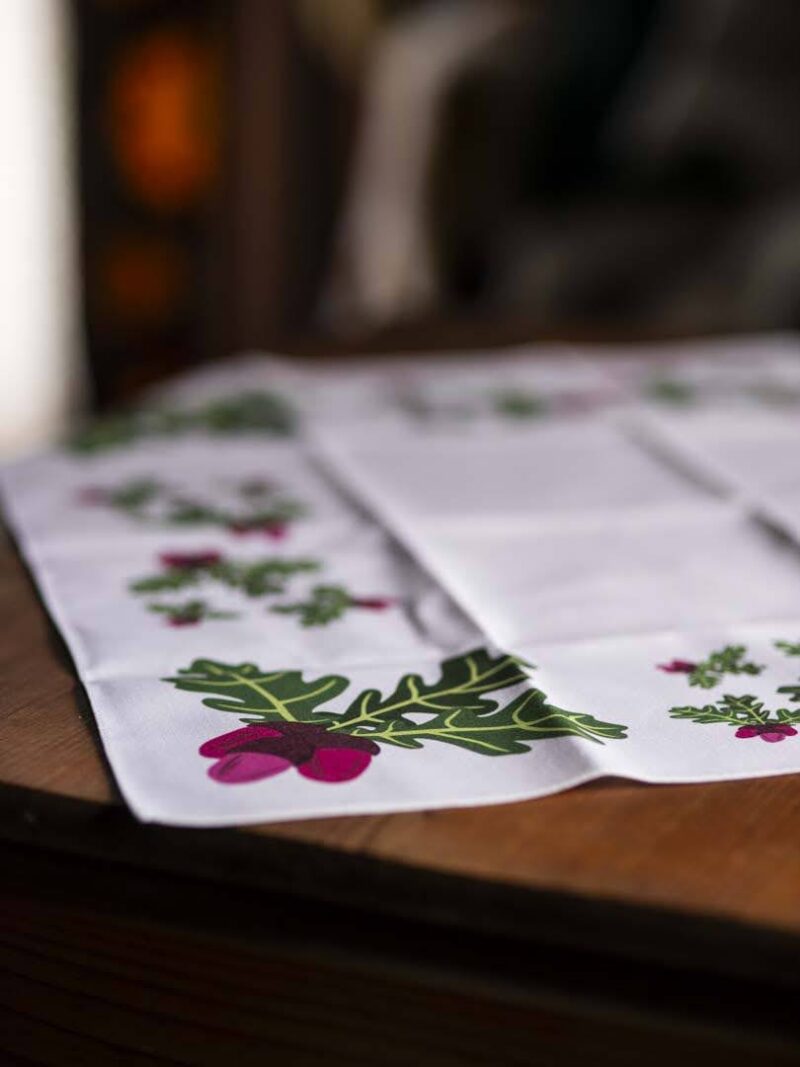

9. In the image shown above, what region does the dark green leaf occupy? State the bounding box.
[670,693,775,726]
[669,704,731,724]
[326,647,624,751]
[130,569,200,594]
[164,659,348,724]
[688,645,764,689]
[493,390,547,420]
[271,584,352,627]
[646,378,694,405]
[352,687,625,753]
[195,392,296,436]
[66,391,297,455]
[166,648,627,753]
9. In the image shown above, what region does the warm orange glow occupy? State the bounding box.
[99,235,187,323]
[109,28,219,212]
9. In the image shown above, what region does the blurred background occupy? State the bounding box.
[5,0,800,455]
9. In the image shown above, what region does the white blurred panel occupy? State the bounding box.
[0,0,83,458]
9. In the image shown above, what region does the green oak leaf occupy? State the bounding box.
[271,584,353,627]
[329,647,529,736]
[195,391,296,436]
[149,600,237,623]
[669,693,800,727]
[165,648,627,754]
[164,500,226,525]
[130,569,201,593]
[669,703,730,725]
[236,499,307,524]
[348,687,625,753]
[326,648,625,751]
[775,640,800,657]
[493,389,547,420]
[108,478,162,513]
[67,391,296,455]
[68,413,141,453]
[132,557,320,600]
[688,645,763,689]
[646,378,694,406]
[212,558,319,597]
[164,659,348,724]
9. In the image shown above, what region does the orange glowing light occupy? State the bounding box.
[109,28,220,211]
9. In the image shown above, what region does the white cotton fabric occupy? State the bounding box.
[5,335,800,825]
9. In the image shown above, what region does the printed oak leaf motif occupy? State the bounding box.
[492,389,547,420]
[662,641,800,743]
[166,660,349,726]
[69,391,297,454]
[646,377,695,406]
[270,584,396,627]
[669,694,800,743]
[658,644,763,689]
[131,554,319,598]
[79,478,162,517]
[131,553,322,627]
[165,649,628,786]
[775,640,800,657]
[148,600,238,627]
[80,477,307,537]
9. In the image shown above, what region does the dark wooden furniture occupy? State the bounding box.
[3,530,800,1064]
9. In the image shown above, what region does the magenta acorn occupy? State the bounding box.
[735,723,798,743]
[160,551,222,570]
[199,722,379,784]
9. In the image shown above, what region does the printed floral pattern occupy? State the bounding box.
[659,640,800,741]
[658,646,762,689]
[165,649,628,787]
[396,385,614,424]
[78,476,307,536]
[270,584,397,627]
[149,599,236,627]
[68,391,297,453]
[130,553,394,629]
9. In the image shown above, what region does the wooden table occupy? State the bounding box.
[2,531,800,1065]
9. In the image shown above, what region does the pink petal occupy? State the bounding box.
[735,726,759,738]
[209,751,291,783]
[775,725,798,736]
[199,724,283,757]
[263,523,288,540]
[760,732,790,743]
[160,551,221,569]
[168,616,199,627]
[658,659,697,674]
[351,597,394,611]
[297,747,372,783]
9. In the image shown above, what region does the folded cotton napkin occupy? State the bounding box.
[5,336,800,825]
